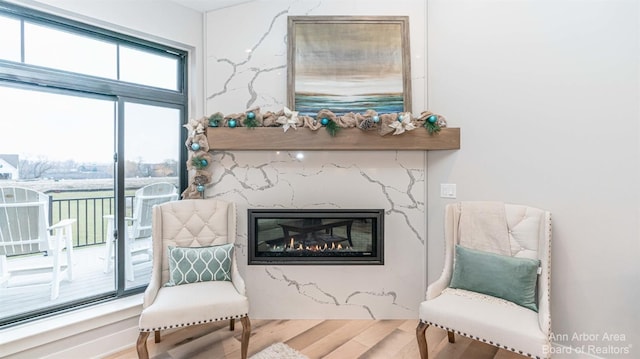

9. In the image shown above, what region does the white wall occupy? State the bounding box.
[427,0,639,356]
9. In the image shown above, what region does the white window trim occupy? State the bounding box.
[0,294,142,358]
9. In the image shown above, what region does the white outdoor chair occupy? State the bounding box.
[0,187,76,300]
[137,198,250,359]
[417,202,552,359]
[104,182,178,281]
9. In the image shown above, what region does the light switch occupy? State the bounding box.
[440,184,456,198]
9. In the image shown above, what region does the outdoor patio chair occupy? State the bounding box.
[104,182,178,281]
[0,187,76,300]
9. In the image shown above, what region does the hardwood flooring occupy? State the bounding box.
[105,319,528,359]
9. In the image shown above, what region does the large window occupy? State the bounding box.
[0,2,187,327]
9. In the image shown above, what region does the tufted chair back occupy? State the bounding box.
[418,202,552,359]
[143,198,240,308]
[137,198,250,359]
[441,202,552,336]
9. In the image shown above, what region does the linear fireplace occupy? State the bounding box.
[248,209,384,265]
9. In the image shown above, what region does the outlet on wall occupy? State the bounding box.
[440,183,456,198]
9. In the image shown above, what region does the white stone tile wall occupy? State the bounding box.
[204,0,427,319]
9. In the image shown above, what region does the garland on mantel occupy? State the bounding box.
[182,107,447,199]
[206,107,447,136]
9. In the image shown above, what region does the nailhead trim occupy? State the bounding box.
[443,205,553,355]
[420,320,543,359]
[140,313,248,332]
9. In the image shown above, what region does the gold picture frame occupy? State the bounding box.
[287,16,412,117]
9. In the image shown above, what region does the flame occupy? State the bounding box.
[282,239,348,252]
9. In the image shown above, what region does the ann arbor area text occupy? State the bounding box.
[550,332,627,342]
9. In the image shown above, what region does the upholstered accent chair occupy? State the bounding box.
[417,202,552,359]
[136,199,250,359]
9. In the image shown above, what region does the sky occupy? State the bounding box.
[0,86,180,164]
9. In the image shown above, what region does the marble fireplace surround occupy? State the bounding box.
[202,0,442,320]
[203,146,437,320]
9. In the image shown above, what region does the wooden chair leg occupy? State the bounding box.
[154,330,161,343]
[136,331,150,359]
[447,330,455,343]
[240,316,251,359]
[416,321,429,359]
[230,318,235,331]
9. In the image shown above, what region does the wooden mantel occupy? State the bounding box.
[206,127,460,151]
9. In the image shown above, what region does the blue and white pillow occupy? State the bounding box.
[166,243,233,286]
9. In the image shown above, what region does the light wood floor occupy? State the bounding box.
[105,319,528,359]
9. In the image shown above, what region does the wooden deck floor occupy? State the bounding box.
[1,244,151,320]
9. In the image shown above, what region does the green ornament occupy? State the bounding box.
[424,121,441,135]
[208,113,223,127]
[191,156,209,169]
[243,115,258,128]
[325,120,340,137]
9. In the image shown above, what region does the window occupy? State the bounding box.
[120,46,179,90]
[24,22,118,78]
[0,15,20,62]
[0,2,187,327]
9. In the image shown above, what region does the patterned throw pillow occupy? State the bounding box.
[166,244,233,286]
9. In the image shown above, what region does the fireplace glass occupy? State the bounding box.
[248,209,384,265]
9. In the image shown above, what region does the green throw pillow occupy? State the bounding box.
[166,244,233,286]
[449,245,540,311]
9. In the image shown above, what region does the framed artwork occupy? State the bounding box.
[287,16,412,117]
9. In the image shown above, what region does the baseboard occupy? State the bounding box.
[1,294,142,358]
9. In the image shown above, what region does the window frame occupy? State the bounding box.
[0,1,188,327]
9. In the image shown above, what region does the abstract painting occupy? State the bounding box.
[287,16,412,117]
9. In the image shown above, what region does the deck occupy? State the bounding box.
[1,244,151,321]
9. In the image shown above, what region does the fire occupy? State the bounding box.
[280,237,350,252]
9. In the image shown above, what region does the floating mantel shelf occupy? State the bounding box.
[206,127,460,151]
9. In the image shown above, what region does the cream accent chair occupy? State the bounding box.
[416,202,552,359]
[137,198,250,359]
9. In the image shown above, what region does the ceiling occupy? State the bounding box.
[167,0,254,12]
